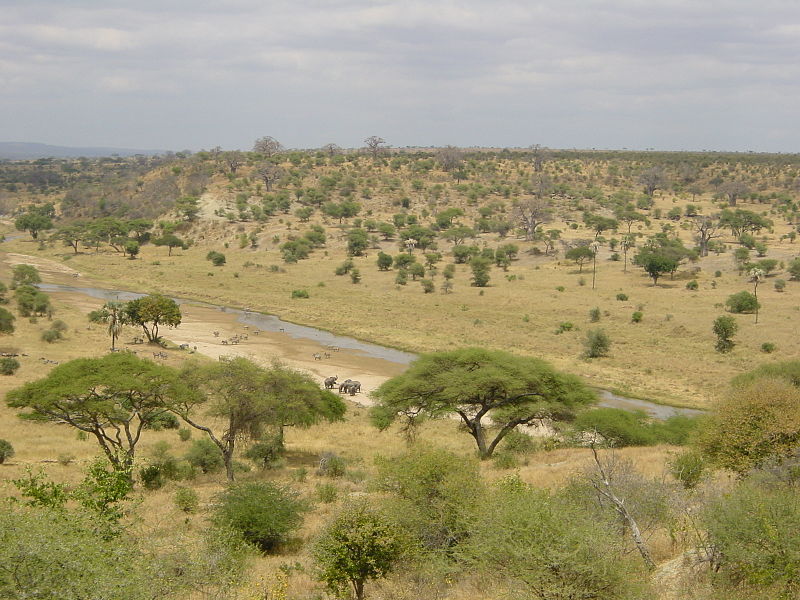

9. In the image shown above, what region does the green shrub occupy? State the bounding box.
[668,450,707,489]
[714,270,722,277]
[583,329,610,358]
[555,285,565,292]
[41,329,61,343]
[0,439,14,464]
[0,307,15,334]
[588,307,601,322]
[315,482,338,504]
[650,414,700,445]
[572,408,656,447]
[244,434,284,468]
[317,452,347,478]
[0,357,20,375]
[206,251,226,266]
[761,342,777,353]
[502,429,538,455]
[213,481,306,552]
[616,293,628,301]
[492,452,519,469]
[291,289,309,299]
[555,321,574,334]
[174,487,199,513]
[631,311,643,323]
[725,290,760,313]
[178,427,192,442]
[50,320,68,333]
[705,482,800,593]
[774,279,786,292]
[685,279,698,290]
[139,464,166,490]
[144,412,180,430]
[185,438,224,474]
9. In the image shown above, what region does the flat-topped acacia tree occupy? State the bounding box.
[370,347,596,459]
[6,353,190,472]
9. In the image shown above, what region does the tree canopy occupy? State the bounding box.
[124,294,181,343]
[6,353,190,471]
[370,348,595,458]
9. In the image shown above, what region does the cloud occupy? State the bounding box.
[0,0,797,151]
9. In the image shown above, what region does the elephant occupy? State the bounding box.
[324,375,338,389]
[339,380,361,395]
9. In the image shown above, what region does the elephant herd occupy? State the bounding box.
[323,375,361,396]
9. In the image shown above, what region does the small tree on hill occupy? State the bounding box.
[125,294,181,343]
[713,315,737,353]
[565,245,594,272]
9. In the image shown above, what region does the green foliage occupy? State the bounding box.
[315,482,338,504]
[462,477,649,600]
[0,439,15,464]
[616,293,628,301]
[573,408,656,446]
[178,427,192,441]
[774,278,786,292]
[185,438,225,473]
[565,245,594,271]
[631,311,643,323]
[0,307,15,334]
[725,290,760,313]
[72,458,133,524]
[685,279,699,290]
[589,306,601,322]
[555,321,574,334]
[291,288,309,299]
[313,501,408,600]
[206,250,226,266]
[6,353,188,472]
[15,284,51,317]
[243,433,285,468]
[705,481,800,594]
[174,487,199,513]
[374,447,482,555]
[713,315,738,353]
[761,342,777,353]
[371,348,596,458]
[668,449,707,489]
[318,451,347,478]
[41,328,61,343]
[469,255,492,287]
[347,228,369,256]
[12,467,69,509]
[376,251,393,270]
[213,481,306,552]
[698,378,800,475]
[0,357,20,375]
[124,294,181,343]
[584,328,611,358]
[420,278,435,293]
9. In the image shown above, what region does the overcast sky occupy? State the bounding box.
[1,0,798,152]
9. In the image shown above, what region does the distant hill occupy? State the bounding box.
[0,141,165,160]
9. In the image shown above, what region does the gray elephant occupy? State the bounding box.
[340,380,361,395]
[338,379,352,393]
[324,375,338,389]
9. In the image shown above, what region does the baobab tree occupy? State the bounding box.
[638,166,667,197]
[256,162,284,192]
[253,136,284,156]
[363,136,387,159]
[691,214,722,257]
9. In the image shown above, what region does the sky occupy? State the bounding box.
[1,0,799,152]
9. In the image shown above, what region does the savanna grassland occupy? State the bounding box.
[1,146,800,600]
[4,148,800,406]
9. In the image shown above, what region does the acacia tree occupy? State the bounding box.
[6,354,187,471]
[124,294,181,343]
[173,357,345,481]
[370,348,595,459]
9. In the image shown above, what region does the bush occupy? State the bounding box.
[631,311,643,323]
[317,452,347,478]
[0,357,20,375]
[685,279,698,290]
[420,279,435,293]
[588,307,601,322]
[761,342,777,353]
[584,329,610,358]
[41,329,61,343]
[615,293,628,301]
[725,290,760,313]
[244,434,284,468]
[775,278,786,292]
[291,289,309,299]
[0,307,15,334]
[213,481,306,552]
[315,482,338,504]
[713,315,738,353]
[705,482,800,593]
[185,438,224,474]
[174,487,199,513]
[0,439,14,464]
[501,429,538,454]
[139,464,166,490]
[178,427,192,442]
[668,450,707,489]
[206,251,226,266]
[144,412,180,430]
[572,408,656,447]
[50,320,68,333]
[555,321,574,334]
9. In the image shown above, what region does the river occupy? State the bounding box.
[37,282,701,420]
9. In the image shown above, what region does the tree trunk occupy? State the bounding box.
[353,579,364,600]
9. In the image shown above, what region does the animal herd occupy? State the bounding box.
[323,375,362,396]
